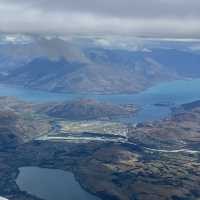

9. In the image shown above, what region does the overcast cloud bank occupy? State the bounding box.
[0,0,200,38]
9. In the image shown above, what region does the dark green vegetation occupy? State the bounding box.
[1,97,200,200]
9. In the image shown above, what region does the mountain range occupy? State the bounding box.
[0,36,200,94]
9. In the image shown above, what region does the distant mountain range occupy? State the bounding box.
[0,36,200,94]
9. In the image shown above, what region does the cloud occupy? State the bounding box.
[0,0,200,38]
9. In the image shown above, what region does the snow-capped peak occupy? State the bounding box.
[0,34,33,44]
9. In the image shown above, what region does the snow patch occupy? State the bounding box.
[0,34,33,44]
[0,197,9,200]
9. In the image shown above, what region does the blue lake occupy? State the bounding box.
[1,79,200,122]
[16,167,100,200]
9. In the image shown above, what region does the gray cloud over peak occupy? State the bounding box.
[3,0,200,17]
[0,0,200,38]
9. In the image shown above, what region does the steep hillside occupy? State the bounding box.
[0,98,52,142]
[86,48,200,78]
[2,55,175,94]
[0,111,23,149]
[128,101,200,150]
[1,37,200,94]
[39,99,136,120]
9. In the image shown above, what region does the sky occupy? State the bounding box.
[0,0,200,38]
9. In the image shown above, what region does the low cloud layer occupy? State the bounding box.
[0,0,200,38]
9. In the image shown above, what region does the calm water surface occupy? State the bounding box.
[16,167,100,200]
[1,79,200,122]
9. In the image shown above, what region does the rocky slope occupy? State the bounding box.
[0,96,137,121]
[0,111,23,149]
[39,99,136,120]
[2,56,174,94]
[0,97,52,142]
[3,47,200,94]
[128,101,200,150]
[4,37,200,94]
[1,36,200,94]
[0,110,51,142]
